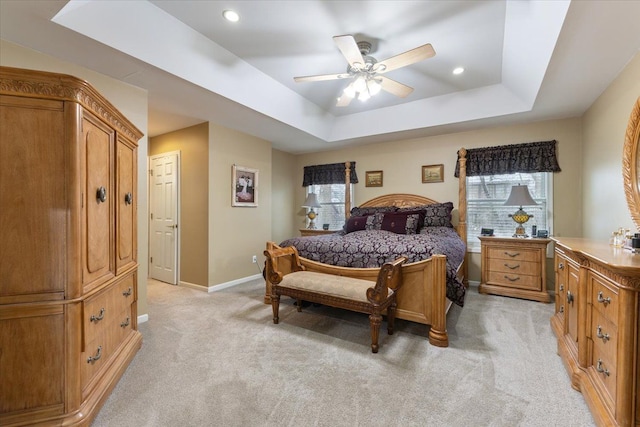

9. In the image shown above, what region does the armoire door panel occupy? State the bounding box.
[0,95,67,301]
[82,114,114,288]
[0,305,65,415]
[116,137,136,273]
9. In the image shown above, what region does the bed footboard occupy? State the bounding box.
[264,241,450,347]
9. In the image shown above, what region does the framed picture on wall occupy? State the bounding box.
[365,170,383,187]
[232,164,258,207]
[421,164,444,183]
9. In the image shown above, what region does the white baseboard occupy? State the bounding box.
[138,314,149,324]
[467,280,480,288]
[208,274,263,293]
[179,280,208,291]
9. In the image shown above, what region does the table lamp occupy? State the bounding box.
[504,184,537,237]
[302,193,322,229]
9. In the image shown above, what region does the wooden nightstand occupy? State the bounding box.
[479,236,551,302]
[299,229,338,237]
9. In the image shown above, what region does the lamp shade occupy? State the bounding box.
[504,185,537,207]
[302,193,321,208]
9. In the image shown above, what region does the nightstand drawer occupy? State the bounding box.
[488,259,540,276]
[487,247,539,262]
[487,271,540,290]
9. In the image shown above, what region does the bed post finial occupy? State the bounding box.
[345,161,352,219]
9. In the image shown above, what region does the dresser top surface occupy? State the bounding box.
[552,237,640,272]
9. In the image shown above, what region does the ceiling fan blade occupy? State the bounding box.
[336,94,354,107]
[294,73,351,83]
[379,76,414,98]
[375,43,435,74]
[333,35,365,68]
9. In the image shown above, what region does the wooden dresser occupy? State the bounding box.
[479,236,552,302]
[0,66,143,426]
[299,228,337,236]
[551,238,640,427]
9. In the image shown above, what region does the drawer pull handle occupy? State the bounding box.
[503,275,520,282]
[559,284,564,292]
[96,186,107,203]
[87,346,102,364]
[90,308,105,322]
[558,262,564,270]
[596,359,610,376]
[121,317,130,328]
[123,287,133,297]
[504,251,520,258]
[124,192,133,205]
[504,263,520,270]
[597,291,611,306]
[567,291,574,305]
[596,325,610,343]
[559,305,564,314]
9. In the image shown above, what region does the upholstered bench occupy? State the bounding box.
[263,246,407,353]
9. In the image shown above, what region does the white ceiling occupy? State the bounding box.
[1,0,639,154]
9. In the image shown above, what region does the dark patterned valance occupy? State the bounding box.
[455,140,561,177]
[302,162,359,187]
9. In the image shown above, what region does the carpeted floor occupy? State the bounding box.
[92,278,595,427]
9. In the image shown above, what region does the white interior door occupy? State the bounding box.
[149,152,179,284]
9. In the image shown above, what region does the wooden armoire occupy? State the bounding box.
[0,66,143,426]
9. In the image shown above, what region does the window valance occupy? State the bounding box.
[454,140,561,177]
[302,162,359,187]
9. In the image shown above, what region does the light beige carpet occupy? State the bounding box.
[92,279,595,427]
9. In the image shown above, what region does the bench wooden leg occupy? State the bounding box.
[387,299,396,335]
[295,299,303,312]
[369,313,382,353]
[271,294,280,324]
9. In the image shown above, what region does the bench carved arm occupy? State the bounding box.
[264,245,306,285]
[366,256,407,305]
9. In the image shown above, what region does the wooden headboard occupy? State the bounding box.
[359,193,441,209]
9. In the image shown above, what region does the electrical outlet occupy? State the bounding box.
[252,255,257,264]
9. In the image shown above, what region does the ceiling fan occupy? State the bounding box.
[294,34,435,107]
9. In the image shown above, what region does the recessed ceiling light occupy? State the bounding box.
[223,10,240,22]
[453,67,465,75]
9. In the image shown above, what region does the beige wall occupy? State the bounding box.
[271,149,297,243]
[582,52,640,239]
[295,117,583,283]
[150,123,209,288]
[0,39,151,317]
[209,123,272,285]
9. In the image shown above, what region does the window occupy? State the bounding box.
[307,184,352,230]
[466,172,552,252]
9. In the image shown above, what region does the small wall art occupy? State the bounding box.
[232,164,258,207]
[421,164,444,183]
[365,170,383,187]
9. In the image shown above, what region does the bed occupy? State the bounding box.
[265,149,468,347]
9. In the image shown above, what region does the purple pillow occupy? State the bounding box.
[380,212,422,234]
[344,215,369,233]
[350,206,398,217]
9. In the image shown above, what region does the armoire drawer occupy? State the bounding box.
[81,305,135,391]
[83,274,136,343]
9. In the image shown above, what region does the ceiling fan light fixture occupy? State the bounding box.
[367,78,382,96]
[353,76,367,93]
[343,83,356,98]
[358,90,371,102]
[453,67,464,75]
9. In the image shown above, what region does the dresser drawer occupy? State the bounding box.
[81,304,134,392]
[487,247,539,262]
[589,273,618,324]
[83,274,136,343]
[487,271,540,290]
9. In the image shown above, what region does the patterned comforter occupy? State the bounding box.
[279,226,466,306]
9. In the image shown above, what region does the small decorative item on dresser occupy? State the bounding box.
[302,193,322,229]
[504,184,537,237]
